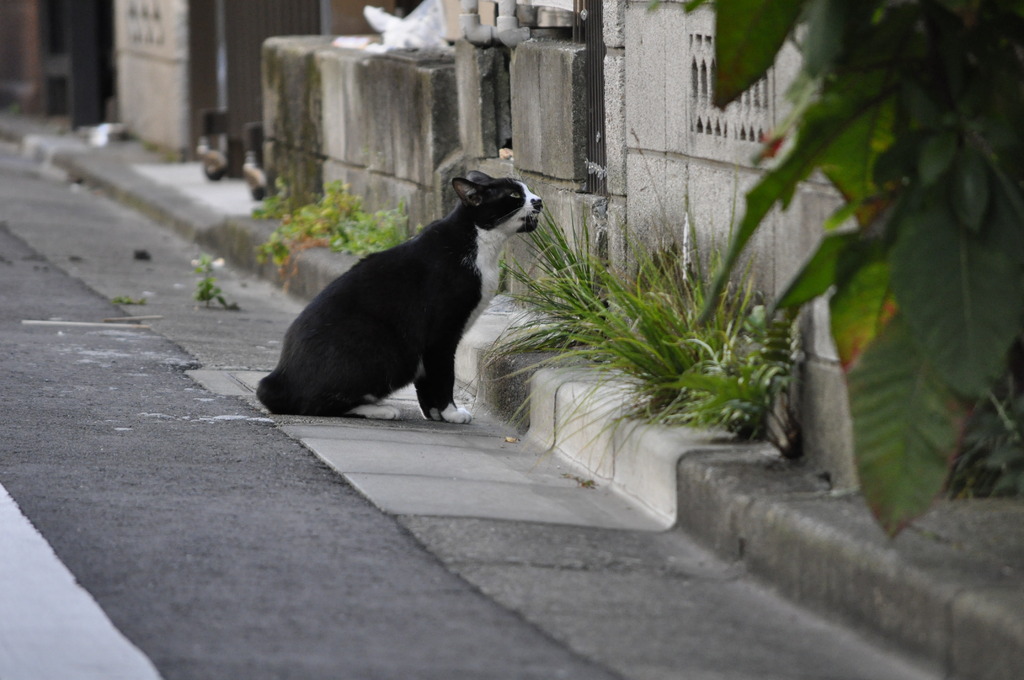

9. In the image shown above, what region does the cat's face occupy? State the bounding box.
[452,172,543,234]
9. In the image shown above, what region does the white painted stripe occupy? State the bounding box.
[0,484,162,680]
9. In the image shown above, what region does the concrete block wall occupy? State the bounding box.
[612,2,851,487]
[455,42,511,161]
[498,5,853,487]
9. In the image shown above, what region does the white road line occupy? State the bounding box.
[0,484,162,680]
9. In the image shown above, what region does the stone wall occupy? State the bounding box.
[262,37,331,207]
[263,38,462,232]
[618,4,855,485]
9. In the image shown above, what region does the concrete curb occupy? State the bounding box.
[4,120,1021,680]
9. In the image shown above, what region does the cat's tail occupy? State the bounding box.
[256,371,293,414]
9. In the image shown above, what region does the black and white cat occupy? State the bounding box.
[257,171,542,423]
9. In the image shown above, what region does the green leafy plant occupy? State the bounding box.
[674,306,799,444]
[950,357,1024,498]
[254,180,406,273]
[251,178,293,220]
[498,214,799,453]
[192,254,238,310]
[684,0,1024,532]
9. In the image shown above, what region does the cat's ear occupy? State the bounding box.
[465,170,492,184]
[453,178,484,207]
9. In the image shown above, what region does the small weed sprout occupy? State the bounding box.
[192,254,238,310]
[562,473,597,489]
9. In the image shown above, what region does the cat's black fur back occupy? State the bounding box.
[256,172,542,422]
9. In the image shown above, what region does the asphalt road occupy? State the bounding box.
[0,147,619,679]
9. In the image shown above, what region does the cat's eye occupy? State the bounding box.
[511,192,521,198]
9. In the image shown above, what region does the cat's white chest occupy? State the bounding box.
[465,227,506,330]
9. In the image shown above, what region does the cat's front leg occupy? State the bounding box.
[415,348,472,424]
[444,404,473,423]
[417,390,472,424]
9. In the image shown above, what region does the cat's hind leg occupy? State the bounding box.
[256,371,295,414]
[345,396,401,420]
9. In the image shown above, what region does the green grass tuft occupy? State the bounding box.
[497,212,799,453]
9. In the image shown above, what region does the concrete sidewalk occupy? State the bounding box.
[2,114,1021,680]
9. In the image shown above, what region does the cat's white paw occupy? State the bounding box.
[440,404,472,424]
[347,403,401,420]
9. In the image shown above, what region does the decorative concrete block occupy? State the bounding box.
[115,0,189,154]
[262,142,323,207]
[603,49,627,197]
[603,0,626,48]
[800,357,857,490]
[319,48,459,188]
[624,1,671,152]
[262,37,330,157]
[624,152,690,251]
[117,53,189,155]
[510,40,587,183]
[322,159,433,236]
[456,42,512,161]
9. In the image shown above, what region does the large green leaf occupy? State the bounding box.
[987,165,1024,267]
[889,203,1023,397]
[701,4,914,324]
[775,232,858,310]
[802,0,848,78]
[713,0,805,108]
[951,145,990,232]
[701,79,896,324]
[829,254,892,368]
[819,95,895,224]
[847,315,967,535]
[917,131,957,187]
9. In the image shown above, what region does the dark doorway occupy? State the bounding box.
[40,0,115,127]
[188,0,324,178]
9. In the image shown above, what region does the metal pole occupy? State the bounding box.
[320,0,332,34]
[215,0,227,111]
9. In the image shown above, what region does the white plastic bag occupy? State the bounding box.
[362,0,449,52]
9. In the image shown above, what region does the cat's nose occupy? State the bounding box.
[532,198,543,212]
